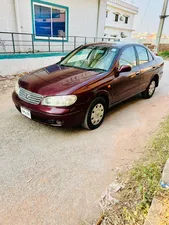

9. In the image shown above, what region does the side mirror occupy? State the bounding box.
[118,65,132,73]
[61,56,65,61]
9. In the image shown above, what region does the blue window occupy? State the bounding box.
[32,1,68,40]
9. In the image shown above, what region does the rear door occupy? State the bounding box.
[135,45,156,92]
[111,45,140,103]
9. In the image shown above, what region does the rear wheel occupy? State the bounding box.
[82,97,107,130]
[142,79,156,99]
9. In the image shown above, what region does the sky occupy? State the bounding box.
[133,0,169,34]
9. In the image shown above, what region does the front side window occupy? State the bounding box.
[33,1,68,40]
[135,46,149,65]
[119,46,136,68]
[60,46,118,71]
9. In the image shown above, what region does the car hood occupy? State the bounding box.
[19,64,101,96]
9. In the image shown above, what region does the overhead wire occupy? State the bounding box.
[138,0,152,29]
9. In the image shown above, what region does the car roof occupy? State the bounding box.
[84,41,145,49]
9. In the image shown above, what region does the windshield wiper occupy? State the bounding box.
[60,65,106,72]
[88,68,107,72]
[60,64,71,67]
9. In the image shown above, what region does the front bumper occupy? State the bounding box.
[12,92,86,127]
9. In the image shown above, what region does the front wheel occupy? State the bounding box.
[142,79,156,99]
[82,97,107,130]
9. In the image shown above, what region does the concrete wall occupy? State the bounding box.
[159,44,169,52]
[18,0,98,37]
[0,0,17,32]
[97,0,107,37]
[142,43,169,52]
[0,55,63,76]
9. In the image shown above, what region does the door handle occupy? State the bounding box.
[129,72,140,78]
[130,74,136,78]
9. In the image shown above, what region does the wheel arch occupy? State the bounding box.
[153,74,159,87]
[94,90,110,111]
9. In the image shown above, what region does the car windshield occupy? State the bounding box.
[60,46,118,71]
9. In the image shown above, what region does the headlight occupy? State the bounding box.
[15,81,20,95]
[41,95,77,107]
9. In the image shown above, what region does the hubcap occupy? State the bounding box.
[91,103,104,125]
[149,81,156,96]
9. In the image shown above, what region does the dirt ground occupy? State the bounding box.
[0,61,169,225]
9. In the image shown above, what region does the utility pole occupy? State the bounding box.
[156,0,169,53]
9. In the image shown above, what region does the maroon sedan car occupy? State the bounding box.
[12,42,164,129]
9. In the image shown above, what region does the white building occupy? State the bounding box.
[0,0,107,37]
[0,0,107,76]
[105,0,138,39]
[0,0,108,54]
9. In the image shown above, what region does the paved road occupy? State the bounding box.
[0,61,169,225]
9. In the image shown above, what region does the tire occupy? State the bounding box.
[82,97,107,130]
[142,79,156,99]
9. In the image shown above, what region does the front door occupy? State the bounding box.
[110,46,140,103]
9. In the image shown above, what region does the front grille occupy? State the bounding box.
[18,87,43,105]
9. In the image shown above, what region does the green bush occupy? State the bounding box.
[159,51,169,58]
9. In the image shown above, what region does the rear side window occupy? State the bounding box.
[119,46,136,68]
[147,50,154,61]
[135,46,149,65]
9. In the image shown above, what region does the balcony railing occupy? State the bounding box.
[0,31,117,54]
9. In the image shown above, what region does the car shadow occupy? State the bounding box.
[106,94,143,117]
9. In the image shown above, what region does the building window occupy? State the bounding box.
[106,10,109,18]
[114,13,119,22]
[121,32,127,38]
[32,1,69,41]
[124,16,129,24]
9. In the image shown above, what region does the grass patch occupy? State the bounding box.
[159,51,169,59]
[103,116,169,225]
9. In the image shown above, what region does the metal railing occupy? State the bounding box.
[0,31,117,54]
